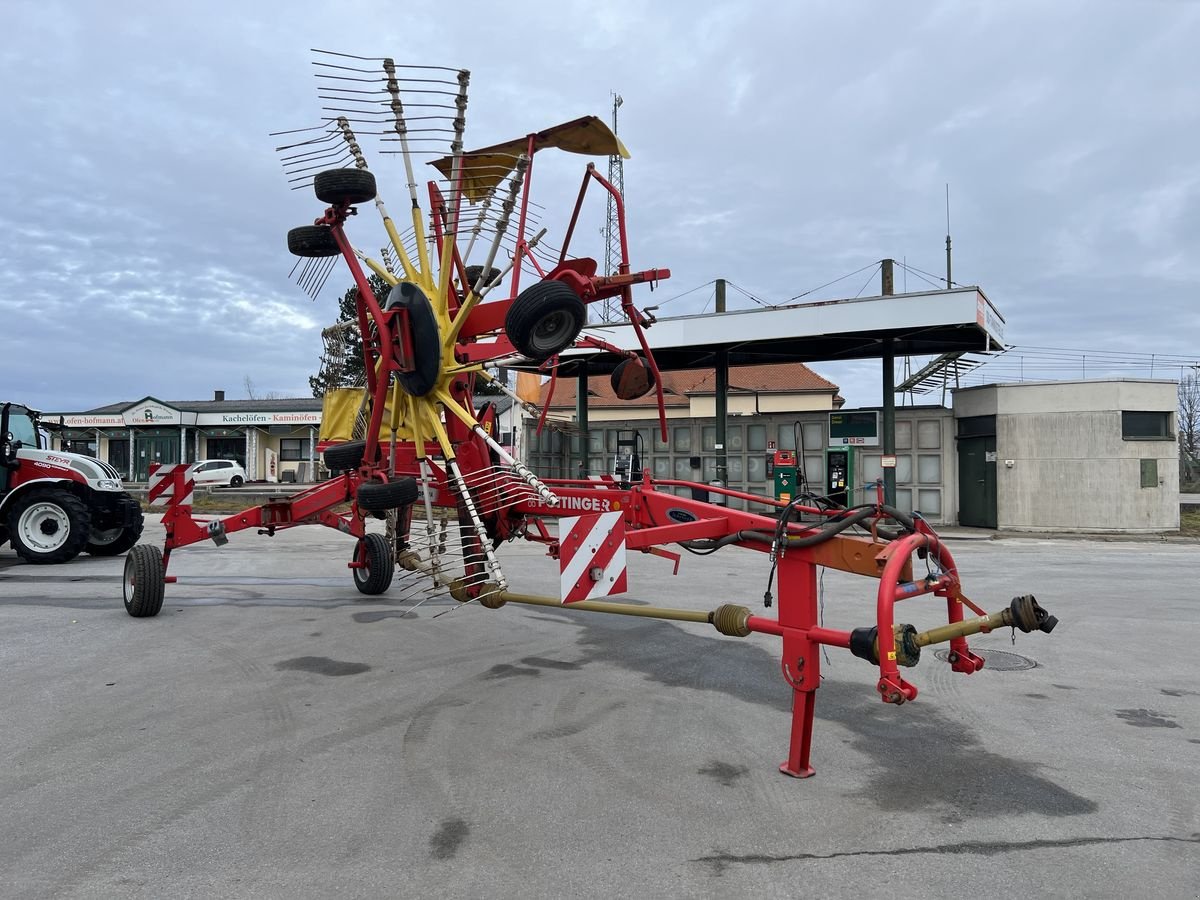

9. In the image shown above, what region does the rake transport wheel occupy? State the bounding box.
[465,265,502,290]
[353,532,394,595]
[323,440,369,471]
[314,168,377,206]
[504,280,586,360]
[6,488,91,564]
[287,225,341,258]
[356,477,419,514]
[123,544,165,617]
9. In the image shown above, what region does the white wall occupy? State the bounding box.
[956,381,1179,533]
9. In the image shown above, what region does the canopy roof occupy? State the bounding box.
[430,115,630,203]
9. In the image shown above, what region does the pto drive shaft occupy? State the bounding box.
[850,595,1058,667]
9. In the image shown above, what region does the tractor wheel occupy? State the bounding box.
[123,544,166,617]
[504,280,586,360]
[287,225,341,258]
[6,489,91,564]
[465,265,502,291]
[86,505,145,557]
[357,477,419,513]
[353,532,394,595]
[324,440,368,471]
[315,168,377,206]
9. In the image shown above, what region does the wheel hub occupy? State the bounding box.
[20,503,69,551]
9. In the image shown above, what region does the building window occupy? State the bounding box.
[1122,411,1172,440]
[64,440,96,457]
[279,438,305,461]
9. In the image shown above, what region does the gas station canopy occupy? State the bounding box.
[543,286,1005,375]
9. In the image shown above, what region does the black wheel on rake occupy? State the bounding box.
[353,532,394,595]
[465,265,502,291]
[287,225,341,258]
[504,280,586,360]
[315,168,377,206]
[385,282,443,397]
[123,544,165,618]
[323,441,369,471]
[357,477,419,514]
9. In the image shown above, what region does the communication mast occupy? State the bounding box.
[600,92,625,323]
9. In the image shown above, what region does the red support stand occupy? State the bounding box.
[775,553,820,778]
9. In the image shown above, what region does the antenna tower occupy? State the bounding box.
[600,92,625,322]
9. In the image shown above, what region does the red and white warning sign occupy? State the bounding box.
[558,510,628,604]
[147,463,195,507]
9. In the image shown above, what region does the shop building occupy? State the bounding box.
[50,393,323,483]
[49,391,521,484]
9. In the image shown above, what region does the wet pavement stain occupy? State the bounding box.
[520,656,585,671]
[352,610,412,624]
[275,656,371,677]
[484,663,540,679]
[430,818,469,860]
[698,761,749,787]
[1116,708,1180,728]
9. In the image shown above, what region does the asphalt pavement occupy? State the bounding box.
[1,517,1198,899]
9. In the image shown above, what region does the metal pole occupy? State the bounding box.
[715,279,728,489]
[881,261,896,507]
[945,184,953,289]
[576,364,589,477]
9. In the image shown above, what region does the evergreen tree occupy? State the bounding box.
[309,274,391,397]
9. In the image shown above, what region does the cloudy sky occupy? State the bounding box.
[2,0,1197,413]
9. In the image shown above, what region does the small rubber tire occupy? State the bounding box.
[315,168,377,206]
[465,265,502,291]
[357,477,419,513]
[287,225,341,258]
[324,441,368,471]
[504,280,586,360]
[6,488,91,564]
[123,544,165,617]
[353,532,394,595]
[230,475,244,487]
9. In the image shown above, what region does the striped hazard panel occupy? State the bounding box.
[147,463,195,507]
[558,511,628,604]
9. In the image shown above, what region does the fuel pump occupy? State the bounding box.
[613,431,643,488]
[826,448,851,507]
[772,449,798,502]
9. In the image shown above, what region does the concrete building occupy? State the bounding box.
[952,379,1179,532]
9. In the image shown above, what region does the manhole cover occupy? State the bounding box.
[933,648,1037,671]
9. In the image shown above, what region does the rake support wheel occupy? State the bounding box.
[504,280,586,360]
[315,168,377,206]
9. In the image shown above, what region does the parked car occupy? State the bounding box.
[191,459,246,487]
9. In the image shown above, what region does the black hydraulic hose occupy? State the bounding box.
[678,504,916,554]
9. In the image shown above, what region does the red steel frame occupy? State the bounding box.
[140,129,1051,779]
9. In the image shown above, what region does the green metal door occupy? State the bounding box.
[958,435,996,527]
[134,434,180,481]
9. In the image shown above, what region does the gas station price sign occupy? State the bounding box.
[828,411,880,447]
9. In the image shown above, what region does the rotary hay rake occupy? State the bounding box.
[120,51,1058,778]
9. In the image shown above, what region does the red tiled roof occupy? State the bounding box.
[541,362,838,409]
[685,362,838,395]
